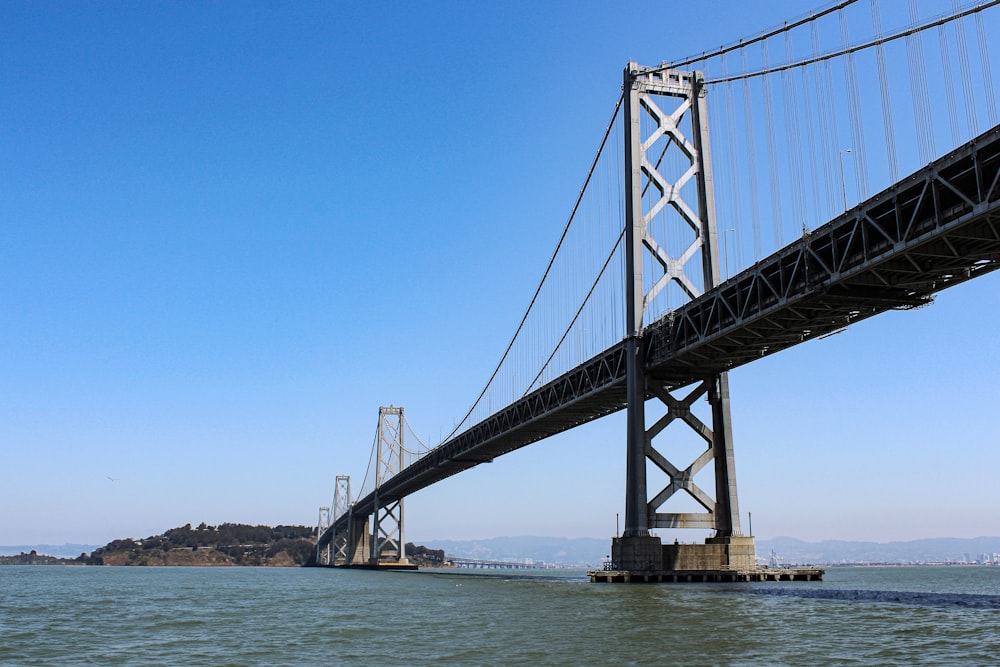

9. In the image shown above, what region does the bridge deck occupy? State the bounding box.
[320,125,1000,549]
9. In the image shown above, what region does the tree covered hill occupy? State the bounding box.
[87,522,315,566]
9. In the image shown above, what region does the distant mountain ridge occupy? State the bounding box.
[757,536,1000,564]
[420,535,1000,566]
[421,536,609,566]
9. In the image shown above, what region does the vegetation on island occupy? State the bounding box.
[84,523,314,566]
[0,550,81,566]
[2,522,448,568]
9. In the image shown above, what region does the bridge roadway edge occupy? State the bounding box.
[319,123,1000,557]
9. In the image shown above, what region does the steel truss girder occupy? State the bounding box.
[644,124,1000,384]
[319,125,1000,550]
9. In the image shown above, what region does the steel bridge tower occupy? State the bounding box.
[371,405,408,565]
[331,475,351,565]
[315,506,331,565]
[615,62,755,572]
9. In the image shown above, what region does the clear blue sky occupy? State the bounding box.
[3,0,998,547]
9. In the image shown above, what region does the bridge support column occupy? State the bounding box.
[316,506,331,566]
[343,513,370,566]
[615,62,753,573]
[370,406,409,566]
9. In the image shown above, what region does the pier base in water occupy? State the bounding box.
[588,567,824,583]
[342,561,419,571]
[612,535,758,571]
[598,534,822,582]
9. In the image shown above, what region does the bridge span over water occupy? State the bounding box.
[316,1,1000,578]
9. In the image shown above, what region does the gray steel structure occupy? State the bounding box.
[620,65,740,540]
[315,506,331,565]
[371,406,406,564]
[318,117,1000,557]
[331,475,351,564]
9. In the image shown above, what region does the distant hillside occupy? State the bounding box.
[757,536,1000,565]
[0,544,101,559]
[3,526,448,568]
[421,536,609,566]
[85,523,315,566]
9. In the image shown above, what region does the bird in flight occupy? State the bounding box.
[106,476,119,482]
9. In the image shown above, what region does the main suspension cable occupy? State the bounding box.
[705,0,1000,84]
[440,94,624,444]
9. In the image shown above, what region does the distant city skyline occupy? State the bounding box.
[3,0,999,546]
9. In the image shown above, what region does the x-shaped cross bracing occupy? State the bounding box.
[644,379,719,529]
[637,93,706,313]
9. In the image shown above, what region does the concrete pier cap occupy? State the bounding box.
[612,534,757,572]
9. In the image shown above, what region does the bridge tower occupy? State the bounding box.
[616,62,754,572]
[370,406,409,565]
[315,506,331,565]
[331,475,353,565]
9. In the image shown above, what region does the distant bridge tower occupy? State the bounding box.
[332,475,351,565]
[316,506,331,565]
[371,406,408,565]
[616,62,754,572]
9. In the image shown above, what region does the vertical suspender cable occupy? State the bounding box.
[813,20,839,222]
[719,54,743,275]
[762,40,784,249]
[783,30,807,236]
[975,9,998,126]
[954,1,978,137]
[840,9,869,201]
[906,0,935,164]
[871,0,898,184]
[741,47,763,261]
[800,60,821,232]
[938,23,962,147]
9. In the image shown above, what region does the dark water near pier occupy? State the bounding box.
[2,565,998,665]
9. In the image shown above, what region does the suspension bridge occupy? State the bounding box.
[315,0,1000,580]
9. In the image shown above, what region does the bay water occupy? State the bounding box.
[2,565,999,665]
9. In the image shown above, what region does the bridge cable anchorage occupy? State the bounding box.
[702,0,1000,84]
[440,93,625,443]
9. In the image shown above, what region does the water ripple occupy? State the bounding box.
[749,586,1000,609]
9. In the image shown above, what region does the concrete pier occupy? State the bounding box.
[343,561,418,571]
[589,567,824,583]
[598,534,823,582]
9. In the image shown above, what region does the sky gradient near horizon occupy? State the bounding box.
[3,0,999,546]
